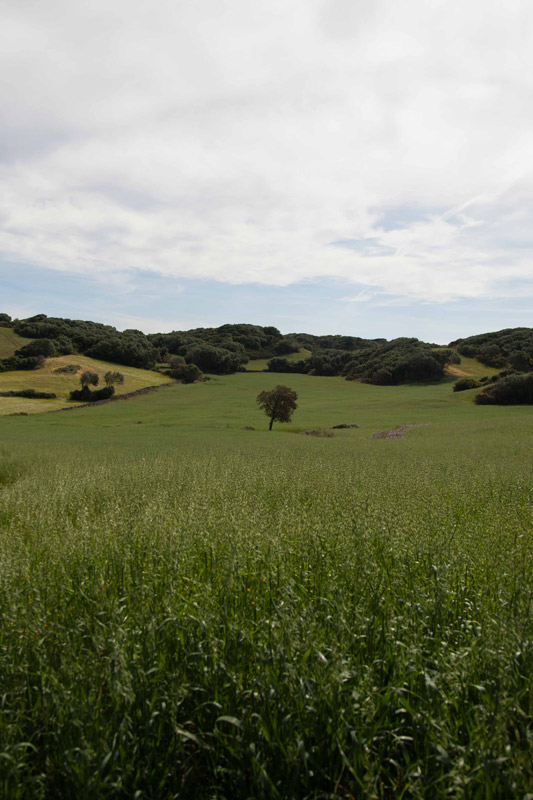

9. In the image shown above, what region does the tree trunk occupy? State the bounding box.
[269,417,274,431]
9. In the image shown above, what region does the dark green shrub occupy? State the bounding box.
[432,349,461,366]
[168,357,202,383]
[90,386,115,401]
[0,389,56,399]
[475,374,533,405]
[185,345,241,374]
[16,338,57,358]
[273,338,299,355]
[54,364,80,374]
[489,369,516,383]
[0,356,41,372]
[453,378,481,392]
[69,386,115,402]
[457,343,477,357]
[267,357,293,373]
[509,350,530,371]
[69,386,92,402]
[371,368,393,385]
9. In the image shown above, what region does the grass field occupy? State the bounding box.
[0,354,172,415]
[245,347,312,371]
[0,327,33,359]
[0,372,532,798]
[444,354,499,379]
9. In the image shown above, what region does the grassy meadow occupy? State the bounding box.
[0,328,33,359]
[245,348,312,371]
[0,371,532,798]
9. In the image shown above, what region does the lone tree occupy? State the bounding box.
[80,371,99,388]
[257,384,298,430]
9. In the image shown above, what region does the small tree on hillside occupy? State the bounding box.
[80,371,99,388]
[256,385,298,431]
[104,371,125,386]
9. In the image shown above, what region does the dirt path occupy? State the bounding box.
[446,365,471,377]
[371,423,433,440]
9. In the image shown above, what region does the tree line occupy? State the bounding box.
[1,313,531,387]
[450,328,533,371]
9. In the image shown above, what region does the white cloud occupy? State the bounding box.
[1,0,532,304]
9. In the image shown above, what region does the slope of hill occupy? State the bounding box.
[0,354,172,415]
[450,327,533,370]
[0,326,33,358]
[245,347,312,371]
[2,314,532,386]
[440,352,499,378]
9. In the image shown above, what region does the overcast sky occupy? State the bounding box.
[1,0,532,341]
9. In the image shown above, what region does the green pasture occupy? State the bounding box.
[245,347,311,371]
[0,327,33,359]
[0,372,532,798]
[444,354,499,379]
[0,369,501,439]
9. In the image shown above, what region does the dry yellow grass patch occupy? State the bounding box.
[0,354,172,415]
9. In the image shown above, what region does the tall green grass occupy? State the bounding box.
[0,376,532,797]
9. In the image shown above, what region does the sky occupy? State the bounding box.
[1,0,532,343]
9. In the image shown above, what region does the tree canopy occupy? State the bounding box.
[256,385,298,430]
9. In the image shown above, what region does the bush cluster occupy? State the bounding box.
[267,338,455,385]
[54,364,81,374]
[12,315,158,370]
[475,373,533,405]
[0,355,43,373]
[166,357,202,383]
[0,389,56,399]
[451,328,533,371]
[150,323,286,368]
[69,386,115,403]
[453,378,482,392]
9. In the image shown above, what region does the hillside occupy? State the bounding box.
[0,354,171,415]
[245,347,312,371]
[450,327,533,370]
[0,326,33,358]
[1,315,531,391]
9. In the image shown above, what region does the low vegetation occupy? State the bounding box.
[450,327,533,370]
[0,314,532,794]
[69,385,116,403]
[453,377,482,392]
[0,374,531,797]
[475,372,533,405]
[0,389,56,399]
[4,315,513,385]
[268,339,460,384]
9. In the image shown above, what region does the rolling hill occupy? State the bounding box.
[0,353,172,415]
[0,326,33,358]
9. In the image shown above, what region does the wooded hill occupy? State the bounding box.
[0,312,531,386]
[450,328,533,371]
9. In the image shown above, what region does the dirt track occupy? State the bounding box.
[371,423,433,439]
